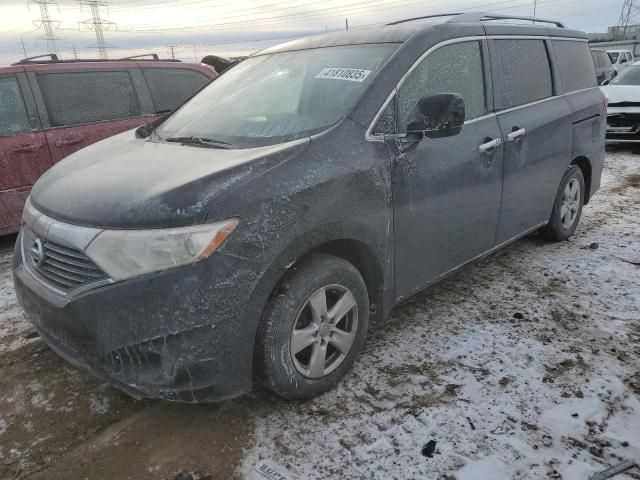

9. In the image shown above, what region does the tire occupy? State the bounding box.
[540,165,585,241]
[255,253,369,400]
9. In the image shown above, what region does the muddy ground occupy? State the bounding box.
[0,149,638,480]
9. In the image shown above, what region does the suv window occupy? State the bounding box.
[397,41,486,133]
[142,68,209,113]
[372,100,396,135]
[553,41,598,93]
[37,71,141,127]
[0,76,30,137]
[493,39,553,109]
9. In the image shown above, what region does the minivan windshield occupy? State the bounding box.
[155,44,397,148]
[611,65,640,85]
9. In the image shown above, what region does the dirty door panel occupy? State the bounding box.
[32,70,156,162]
[0,73,52,234]
[392,40,503,299]
[490,39,572,243]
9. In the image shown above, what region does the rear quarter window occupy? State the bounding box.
[492,39,553,110]
[142,68,209,113]
[553,41,598,93]
[37,71,141,127]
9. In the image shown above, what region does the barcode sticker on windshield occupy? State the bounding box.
[316,67,371,83]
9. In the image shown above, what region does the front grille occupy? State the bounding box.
[23,228,107,292]
[607,113,640,134]
[608,102,640,108]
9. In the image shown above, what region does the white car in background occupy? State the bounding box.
[601,61,640,144]
[607,50,634,74]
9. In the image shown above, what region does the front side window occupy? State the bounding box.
[156,44,397,148]
[142,68,210,114]
[37,71,141,127]
[397,41,486,133]
[554,41,597,93]
[0,76,30,137]
[372,100,396,135]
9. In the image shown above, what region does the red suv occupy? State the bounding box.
[0,54,216,235]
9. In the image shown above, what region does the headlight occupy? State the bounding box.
[85,218,239,281]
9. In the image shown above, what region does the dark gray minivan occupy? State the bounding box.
[13,13,605,402]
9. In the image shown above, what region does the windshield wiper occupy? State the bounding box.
[165,136,237,149]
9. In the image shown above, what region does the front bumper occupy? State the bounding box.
[13,231,260,402]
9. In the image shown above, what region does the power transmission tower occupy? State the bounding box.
[78,1,116,59]
[20,37,28,57]
[167,45,178,60]
[28,0,61,54]
[616,0,640,40]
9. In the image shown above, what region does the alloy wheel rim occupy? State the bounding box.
[560,178,580,229]
[290,284,358,379]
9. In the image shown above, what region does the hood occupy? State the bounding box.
[30,129,309,229]
[601,85,640,105]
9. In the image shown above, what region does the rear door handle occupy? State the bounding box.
[479,137,502,153]
[11,143,43,154]
[54,135,84,147]
[507,128,526,142]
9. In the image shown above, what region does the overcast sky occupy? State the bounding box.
[0,0,626,65]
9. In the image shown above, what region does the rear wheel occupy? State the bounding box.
[255,254,369,400]
[540,165,585,241]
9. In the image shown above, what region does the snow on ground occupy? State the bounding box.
[0,150,638,480]
[240,150,640,479]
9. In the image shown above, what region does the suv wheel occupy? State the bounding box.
[540,165,585,241]
[255,254,369,400]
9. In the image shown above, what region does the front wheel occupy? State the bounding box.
[540,165,585,241]
[255,254,369,400]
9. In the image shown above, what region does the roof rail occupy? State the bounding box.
[12,53,60,65]
[387,12,466,26]
[387,11,565,28]
[119,53,161,61]
[12,53,181,66]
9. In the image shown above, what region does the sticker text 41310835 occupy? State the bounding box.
[315,67,371,82]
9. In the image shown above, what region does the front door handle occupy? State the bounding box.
[54,135,84,147]
[11,143,43,154]
[479,137,502,153]
[507,127,526,142]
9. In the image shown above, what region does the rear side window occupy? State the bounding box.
[493,39,553,109]
[553,41,598,93]
[0,76,30,137]
[142,68,209,113]
[37,71,141,127]
[397,41,486,133]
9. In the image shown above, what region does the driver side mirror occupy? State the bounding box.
[601,79,610,86]
[406,93,465,140]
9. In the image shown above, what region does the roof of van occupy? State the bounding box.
[257,12,587,55]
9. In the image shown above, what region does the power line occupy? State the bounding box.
[28,0,61,54]
[78,1,116,59]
